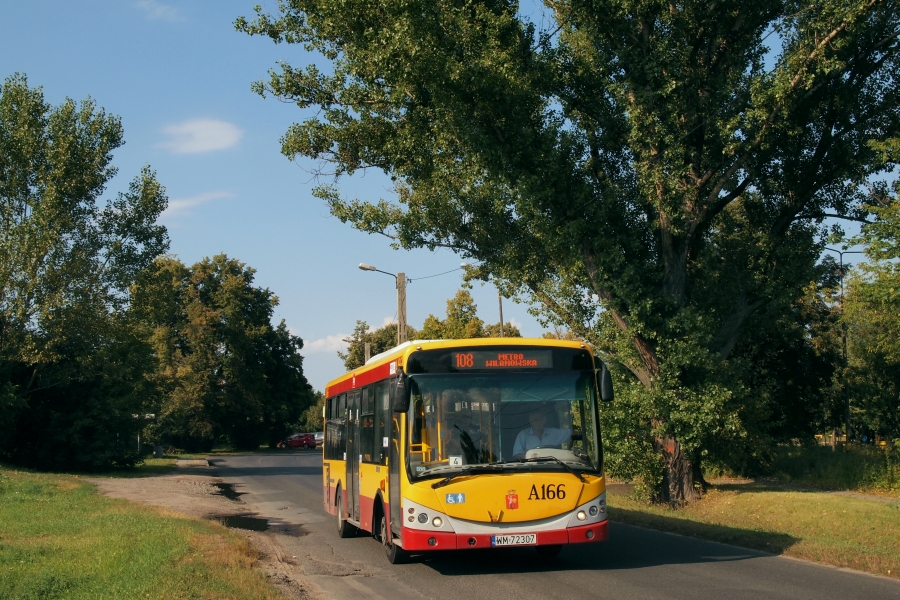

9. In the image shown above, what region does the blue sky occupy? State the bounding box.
[0,1,545,392]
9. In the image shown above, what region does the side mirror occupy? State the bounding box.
[392,367,411,413]
[596,363,614,402]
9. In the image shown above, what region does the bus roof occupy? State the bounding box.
[324,338,593,397]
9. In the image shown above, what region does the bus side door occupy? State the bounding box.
[347,389,361,522]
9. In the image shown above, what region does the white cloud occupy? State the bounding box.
[380,316,397,328]
[303,334,349,353]
[158,119,243,154]
[135,0,184,22]
[161,191,233,221]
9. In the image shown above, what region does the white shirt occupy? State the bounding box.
[512,427,572,457]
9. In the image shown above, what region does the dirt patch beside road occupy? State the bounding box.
[88,469,319,600]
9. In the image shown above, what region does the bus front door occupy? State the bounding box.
[346,390,361,522]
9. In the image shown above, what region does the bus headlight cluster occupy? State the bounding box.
[418,513,429,523]
[576,510,587,521]
[589,505,599,517]
[432,517,443,527]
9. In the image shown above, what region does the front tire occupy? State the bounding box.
[380,514,406,564]
[336,491,356,538]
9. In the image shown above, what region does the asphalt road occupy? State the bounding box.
[211,451,900,600]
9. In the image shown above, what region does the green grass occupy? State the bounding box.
[608,484,900,579]
[0,468,281,599]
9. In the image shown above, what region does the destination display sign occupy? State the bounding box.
[452,350,553,369]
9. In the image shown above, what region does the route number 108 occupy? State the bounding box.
[455,353,474,368]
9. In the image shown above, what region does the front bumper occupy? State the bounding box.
[401,519,608,551]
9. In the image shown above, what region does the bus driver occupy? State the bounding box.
[512,409,571,459]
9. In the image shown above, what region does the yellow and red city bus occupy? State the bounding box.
[322,338,613,563]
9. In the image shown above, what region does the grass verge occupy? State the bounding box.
[0,467,281,599]
[608,484,900,579]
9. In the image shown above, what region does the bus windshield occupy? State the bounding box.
[406,371,600,480]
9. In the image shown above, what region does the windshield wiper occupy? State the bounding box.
[430,465,501,489]
[517,456,588,482]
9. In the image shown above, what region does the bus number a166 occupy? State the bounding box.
[528,484,566,500]
[455,353,474,368]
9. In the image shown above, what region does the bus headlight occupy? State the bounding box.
[432,517,443,527]
[418,513,428,523]
[589,505,599,516]
[576,510,587,521]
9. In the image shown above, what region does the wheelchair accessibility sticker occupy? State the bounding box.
[445,493,466,504]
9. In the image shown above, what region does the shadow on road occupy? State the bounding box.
[211,465,322,477]
[414,520,793,576]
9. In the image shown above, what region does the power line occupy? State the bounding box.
[407,267,465,282]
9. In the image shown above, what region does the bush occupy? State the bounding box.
[736,442,900,492]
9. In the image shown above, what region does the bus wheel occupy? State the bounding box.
[381,514,406,564]
[336,491,355,538]
[536,544,562,558]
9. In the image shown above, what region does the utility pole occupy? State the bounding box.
[364,342,371,363]
[359,263,408,347]
[396,272,407,345]
[498,293,504,337]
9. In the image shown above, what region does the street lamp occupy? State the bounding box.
[359,263,408,345]
[823,247,864,444]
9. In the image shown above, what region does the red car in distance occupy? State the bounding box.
[278,432,316,449]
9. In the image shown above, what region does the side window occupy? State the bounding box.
[374,381,389,465]
[325,394,347,460]
[362,387,374,414]
[361,387,374,462]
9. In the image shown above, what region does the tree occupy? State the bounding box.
[420,289,522,338]
[338,321,419,371]
[339,289,519,370]
[419,290,484,339]
[844,185,900,439]
[293,390,325,432]
[135,255,315,451]
[239,2,900,502]
[0,74,169,469]
[483,321,522,338]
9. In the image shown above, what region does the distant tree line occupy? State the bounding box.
[339,289,520,370]
[0,75,315,470]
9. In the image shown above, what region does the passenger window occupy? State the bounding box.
[374,381,389,465]
[361,387,374,462]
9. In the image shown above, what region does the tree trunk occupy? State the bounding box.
[653,434,703,505]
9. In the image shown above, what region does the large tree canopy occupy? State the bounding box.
[239,1,900,502]
[133,255,316,451]
[0,74,170,469]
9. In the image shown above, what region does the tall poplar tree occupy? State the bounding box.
[239,1,900,502]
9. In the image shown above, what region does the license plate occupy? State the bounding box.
[490,534,536,547]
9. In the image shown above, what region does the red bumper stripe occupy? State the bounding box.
[401,519,608,551]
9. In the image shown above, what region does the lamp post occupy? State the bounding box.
[823,247,864,444]
[359,263,408,345]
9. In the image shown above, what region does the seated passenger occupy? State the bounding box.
[512,410,571,459]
